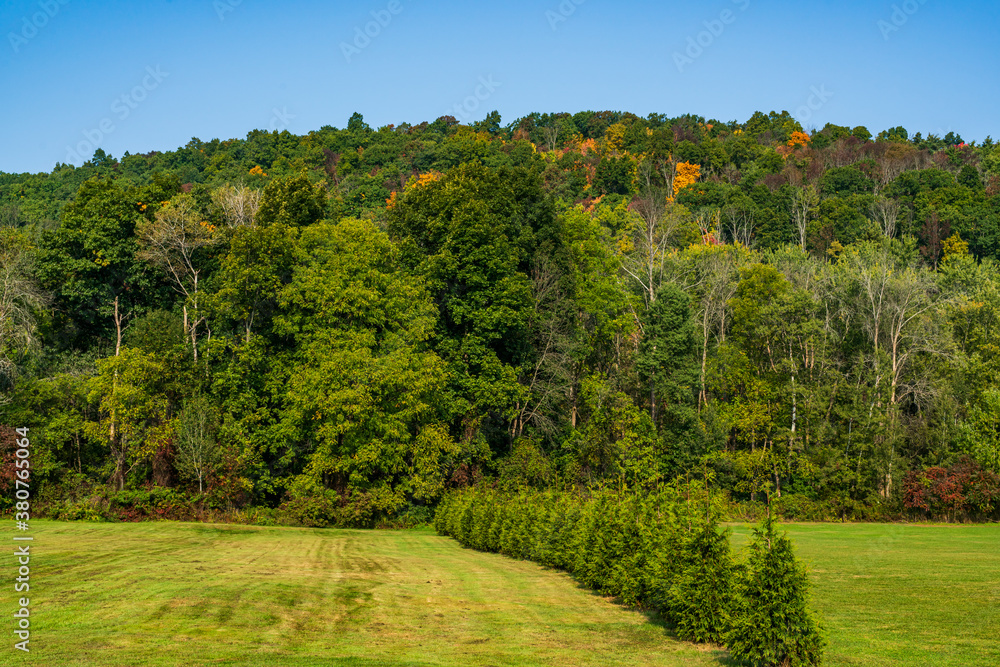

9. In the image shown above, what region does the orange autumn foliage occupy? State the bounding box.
[387,171,443,209]
[413,172,442,188]
[584,195,604,213]
[671,162,700,201]
[583,163,596,190]
[577,138,598,156]
[787,131,811,148]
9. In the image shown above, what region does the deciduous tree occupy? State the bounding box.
[174,395,221,493]
[136,194,216,360]
[36,177,155,354]
[86,348,169,490]
[0,228,47,401]
[276,218,459,519]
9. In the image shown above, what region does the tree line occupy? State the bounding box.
[1,109,998,523]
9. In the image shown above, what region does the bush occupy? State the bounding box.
[380,503,435,528]
[278,491,339,527]
[668,519,734,644]
[727,513,825,666]
[771,495,833,522]
[726,494,898,523]
[109,487,197,521]
[903,457,1000,521]
[52,500,106,522]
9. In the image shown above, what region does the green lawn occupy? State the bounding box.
[5,521,998,666]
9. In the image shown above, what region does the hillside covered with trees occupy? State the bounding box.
[2,109,999,524]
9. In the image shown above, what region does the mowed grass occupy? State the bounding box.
[5,520,998,666]
[12,520,722,667]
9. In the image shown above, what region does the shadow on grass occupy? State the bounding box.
[635,607,735,665]
[449,542,737,665]
[560,574,735,666]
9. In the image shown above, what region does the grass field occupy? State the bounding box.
[4,520,998,666]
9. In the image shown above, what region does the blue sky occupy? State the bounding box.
[1,0,996,174]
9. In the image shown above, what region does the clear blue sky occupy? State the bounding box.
[1,0,996,174]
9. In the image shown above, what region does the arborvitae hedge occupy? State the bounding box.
[434,486,824,667]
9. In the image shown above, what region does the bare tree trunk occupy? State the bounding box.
[791,185,817,252]
[542,126,559,152]
[191,318,199,362]
[109,366,124,490]
[699,307,711,409]
[113,296,124,356]
[570,384,577,428]
[870,197,899,239]
[791,372,798,447]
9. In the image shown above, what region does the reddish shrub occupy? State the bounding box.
[903,457,1000,521]
[0,426,18,513]
[0,426,18,494]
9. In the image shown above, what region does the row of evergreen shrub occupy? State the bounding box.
[434,485,825,666]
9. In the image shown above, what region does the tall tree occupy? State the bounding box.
[275,218,459,520]
[791,185,819,252]
[510,257,576,440]
[36,177,155,353]
[209,223,297,343]
[838,241,948,496]
[617,199,691,310]
[0,228,47,401]
[667,243,749,409]
[86,348,169,490]
[256,173,328,227]
[212,184,262,229]
[174,395,221,493]
[870,196,900,239]
[388,163,558,448]
[558,205,635,428]
[136,194,217,360]
[637,284,698,434]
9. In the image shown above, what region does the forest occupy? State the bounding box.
[1,109,999,526]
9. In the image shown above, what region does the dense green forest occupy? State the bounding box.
[2,109,999,524]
